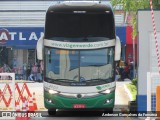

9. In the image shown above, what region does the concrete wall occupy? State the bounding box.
[0,1,125,27]
[138,10,160,111]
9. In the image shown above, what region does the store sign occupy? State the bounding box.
[0,27,44,47]
[0,27,126,48]
[0,29,11,45]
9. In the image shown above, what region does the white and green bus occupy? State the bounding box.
[37,1,121,115]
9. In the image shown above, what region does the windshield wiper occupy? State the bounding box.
[85,79,104,82]
[55,79,77,82]
[87,65,105,67]
[47,78,77,83]
[85,78,111,82]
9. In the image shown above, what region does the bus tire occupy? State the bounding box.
[104,108,113,113]
[48,109,56,116]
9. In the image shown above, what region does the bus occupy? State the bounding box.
[37,1,121,115]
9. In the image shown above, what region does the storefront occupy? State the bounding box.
[0,26,126,66]
[0,26,126,80]
[0,27,44,79]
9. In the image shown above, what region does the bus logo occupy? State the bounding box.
[96,86,102,90]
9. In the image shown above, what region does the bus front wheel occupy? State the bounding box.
[104,108,113,113]
[48,109,56,116]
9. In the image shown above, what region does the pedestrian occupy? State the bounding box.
[129,63,134,80]
[23,63,27,80]
[17,67,23,80]
[121,63,130,80]
[115,63,121,81]
[0,65,3,80]
[0,65,3,73]
[36,62,42,82]
[28,73,34,81]
[115,67,121,81]
[32,63,38,81]
[27,65,31,80]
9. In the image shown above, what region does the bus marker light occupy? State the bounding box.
[105,11,110,13]
[73,11,86,13]
[48,99,52,103]
[105,99,113,104]
[106,100,110,103]
[46,98,54,103]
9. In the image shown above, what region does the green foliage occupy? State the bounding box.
[111,0,150,11]
[126,78,138,100]
[153,0,160,8]
[127,83,137,101]
[131,78,138,86]
[111,0,159,39]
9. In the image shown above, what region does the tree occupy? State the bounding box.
[111,0,159,79]
[111,0,159,39]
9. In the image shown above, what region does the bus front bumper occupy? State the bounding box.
[44,91,115,109]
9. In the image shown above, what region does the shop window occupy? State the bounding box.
[28,49,36,65]
[0,47,8,66]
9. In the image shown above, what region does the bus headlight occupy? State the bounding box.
[49,90,58,94]
[104,99,113,104]
[44,87,59,94]
[102,89,111,94]
[100,87,115,94]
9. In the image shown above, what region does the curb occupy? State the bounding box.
[124,84,133,101]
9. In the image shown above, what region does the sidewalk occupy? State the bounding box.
[0,80,35,83]
[123,78,133,101]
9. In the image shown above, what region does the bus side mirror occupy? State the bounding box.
[114,36,121,61]
[37,35,44,60]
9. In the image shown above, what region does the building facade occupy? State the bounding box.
[0,0,127,79]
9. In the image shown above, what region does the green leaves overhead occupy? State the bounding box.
[111,0,150,12]
[111,0,151,39]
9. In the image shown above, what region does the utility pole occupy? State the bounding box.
[132,36,136,79]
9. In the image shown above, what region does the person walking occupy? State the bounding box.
[36,62,42,82]
[27,64,31,80]
[32,63,38,81]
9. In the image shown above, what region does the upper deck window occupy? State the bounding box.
[45,12,115,40]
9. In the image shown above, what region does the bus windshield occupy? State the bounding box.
[45,13,115,39]
[45,47,114,86]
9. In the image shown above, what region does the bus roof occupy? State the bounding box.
[47,1,113,13]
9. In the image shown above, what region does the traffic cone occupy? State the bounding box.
[33,92,38,110]
[15,101,21,112]
[24,97,29,112]
[15,101,21,120]
[29,95,35,112]
[16,99,29,120]
[22,98,27,112]
[24,97,30,120]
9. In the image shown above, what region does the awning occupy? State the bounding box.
[13,45,36,49]
[0,27,44,49]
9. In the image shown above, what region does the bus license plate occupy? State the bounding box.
[73,104,86,108]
